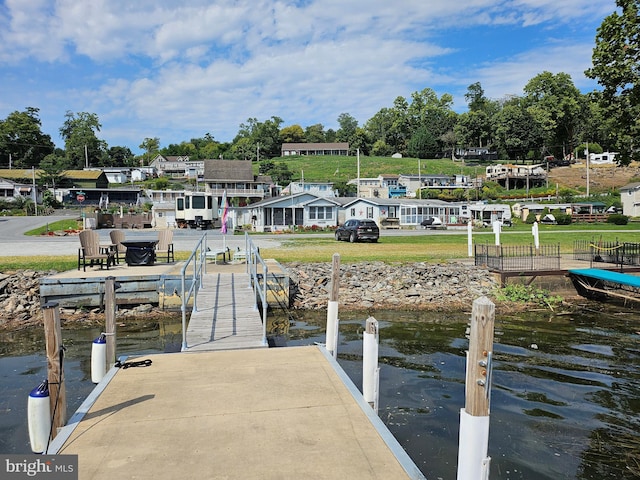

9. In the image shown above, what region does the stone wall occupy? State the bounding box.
[286,261,499,311]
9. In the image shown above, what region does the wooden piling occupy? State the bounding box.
[325,253,340,357]
[457,296,495,480]
[42,301,66,438]
[465,296,495,416]
[104,277,117,366]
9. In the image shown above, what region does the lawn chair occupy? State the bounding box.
[78,230,115,271]
[109,229,127,264]
[156,229,175,263]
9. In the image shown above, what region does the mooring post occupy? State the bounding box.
[532,221,540,254]
[104,277,117,366]
[42,301,66,438]
[362,316,380,412]
[467,220,473,257]
[325,253,340,358]
[457,296,495,480]
[492,220,501,246]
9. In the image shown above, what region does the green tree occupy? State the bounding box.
[0,107,54,168]
[234,116,283,159]
[60,111,106,169]
[280,125,305,143]
[495,101,545,159]
[305,124,326,143]
[336,113,358,145]
[39,153,67,194]
[106,146,135,167]
[407,126,437,158]
[586,0,640,163]
[523,71,584,159]
[139,137,160,166]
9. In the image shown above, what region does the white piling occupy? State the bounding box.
[325,253,340,358]
[467,220,473,257]
[457,296,495,480]
[532,221,540,252]
[492,220,501,246]
[362,317,379,411]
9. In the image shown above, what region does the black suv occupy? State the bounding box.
[335,219,380,243]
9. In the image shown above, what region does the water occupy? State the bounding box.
[2,307,640,479]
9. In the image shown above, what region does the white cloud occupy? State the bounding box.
[0,0,617,150]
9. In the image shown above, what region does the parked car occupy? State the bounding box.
[335,219,379,243]
[420,216,443,229]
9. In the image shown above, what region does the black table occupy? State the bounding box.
[121,240,158,266]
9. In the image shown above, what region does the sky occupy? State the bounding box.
[0,0,618,155]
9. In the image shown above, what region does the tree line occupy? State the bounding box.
[0,1,637,171]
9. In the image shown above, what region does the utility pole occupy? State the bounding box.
[585,142,590,198]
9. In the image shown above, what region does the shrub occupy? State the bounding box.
[607,214,629,225]
[555,213,572,225]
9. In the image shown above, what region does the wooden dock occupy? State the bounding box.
[184,270,266,351]
[48,347,424,479]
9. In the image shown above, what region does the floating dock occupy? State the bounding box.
[568,268,640,303]
[48,347,424,479]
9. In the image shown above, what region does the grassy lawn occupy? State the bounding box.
[5,221,640,270]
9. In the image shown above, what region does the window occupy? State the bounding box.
[310,206,333,220]
[367,207,373,219]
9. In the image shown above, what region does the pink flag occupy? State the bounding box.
[220,191,229,234]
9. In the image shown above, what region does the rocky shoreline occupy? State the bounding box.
[0,262,568,331]
[0,262,580,331]
[286,261,499,311]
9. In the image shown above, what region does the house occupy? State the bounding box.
[103,168,129,184]
[397,174,473,198]
[237,193,343,232]
[341,197,512,229]
[150,155,204,178]
[0,177,39,203]
[485,164,546,189]
[202,159,276,206]
[281,142,349,156]
[620,183,640,217]
[282,180,337,197]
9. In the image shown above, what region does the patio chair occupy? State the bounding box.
[78,230,115,271]
[156,229,175,263]
[109,229,127,264]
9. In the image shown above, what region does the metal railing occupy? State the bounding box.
[475,243,561,271]
[245,232,268,346]
[180,233,208,351]
[574,239,640,267]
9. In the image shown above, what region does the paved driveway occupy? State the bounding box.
[0,216,280,257]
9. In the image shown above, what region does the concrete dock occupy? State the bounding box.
[50,346,424,479]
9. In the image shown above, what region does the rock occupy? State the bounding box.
[285,261,499,312]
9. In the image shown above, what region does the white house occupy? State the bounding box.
[239,193,343,232]
[620,183,640,217]
[282,181,337,197]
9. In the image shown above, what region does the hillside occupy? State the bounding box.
[548,161,640,193]
[268,155,640,194]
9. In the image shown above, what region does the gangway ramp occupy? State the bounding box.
[185,271,266,351]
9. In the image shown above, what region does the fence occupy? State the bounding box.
[573,239,640,267]
[475,244,561,272]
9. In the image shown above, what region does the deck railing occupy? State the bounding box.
[475,243,561,271]
[573,239,640,267]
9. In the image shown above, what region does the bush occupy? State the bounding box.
[555,213,572,225]
[607,214,629,225]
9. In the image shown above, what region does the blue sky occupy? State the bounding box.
[0,0,617,155]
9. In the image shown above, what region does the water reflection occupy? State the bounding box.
[280,307,640,480]
[1,307,639,479]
